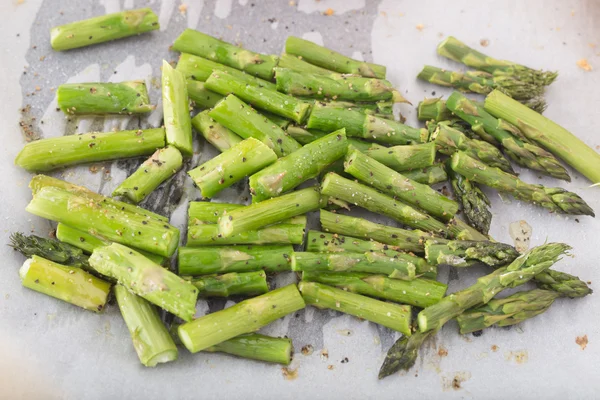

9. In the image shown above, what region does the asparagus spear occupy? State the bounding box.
[89,243,198,321]
[190,271,269,297]
[187,80,223,109]
[285,36,386,78]
[437,36,557,85]
[177,53,277,90]
[173,29,278,80]
[450,152,594,217]
[29,174,168,223]
[187,223,305,246]
[205,71,312,124]
[447,92,570,181]
[305,231,437,279]
[418,65,544,101]
[178,284,305,352]
[302,271,446,308]
[447,165,492,235]
[275,68,407,103]
[26,186,180,257]
[344,149,458,221]
[278,53,335,74]
[162,60,193,156]
[293,251,416,280]
[320,173,451,236]
[424,239,519,267]
[249,130,348,202]
[431,122,514,173]
[178,245,294,275]
[55,223,167,266]
[192,111,241,152]
[50,8,159,51]
[188,138,277,199]
[208,94,302,157]
[204,333,292,365]
[10,232,89,270]
[403,164,448,185]
[57,81,154,115]
[113,146,183,204]
[188,201,306,224]
[15,128,165,172]
[19,255,111,312]
[114,285,178,367]
[360,142,437,173]
[446,217,489,241]
[417,243,570,332]
[218,187,323,237]
[320,209,434,253]
[306,104,371,137]
[484,89,600,184]
[417,98,453,122]
[378,331,435,379]
[535,269,593,298]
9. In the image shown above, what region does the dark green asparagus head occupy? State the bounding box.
[535,269,593,298]
[541,187,595,217]
[378,330,434,379]
[9,232,89,269]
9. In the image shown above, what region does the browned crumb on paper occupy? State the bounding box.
[281,367,298,380]
[320,348,329,361]
[416,24,424,31]
[480,39,489,47]
[491,345,499,352]
[300,344,313,356]
[576,59,592,71]
[327,364,334,370]
[576,334,588,350]
[505,350,528,364]
[178,3,188,14]
[438,346,448,357]
[323,8,334,16]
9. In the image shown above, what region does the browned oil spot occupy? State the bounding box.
[505,350,528,364]
[301,344,313,356]
[441,371,471,391]
[491,345,499,352]
[576,335,588,350]
[438,346,448,357]
[281,367,298,381]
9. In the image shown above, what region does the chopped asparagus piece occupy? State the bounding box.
[192,110,243,152]
[190,271,269,297]
[424,239,519,267]
[57,81,154,115]
[204,333,293,365]
[162,60,193,156]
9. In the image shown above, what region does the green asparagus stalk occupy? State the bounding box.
[363,115,429,145]
[187,223,305,246]
[208,94,302,157]
[378,331,435,379]
[431,122,514,173]
[450,152,594,216]
[55,223,167,266]
[19,255,111,312]
[178,245,294,275]
[360,142,437,173]
[320,173,451,236]
[293,252,416,280]
[50,8,159,51]
[447,92,570,180]
[218,187,323,237]
[275,68,407,103]
[456,289,561,334]
[278,53,336,74]
[417,65,544,101]
[424,239,519,267]
[344,149,458,221]
[437,36,557,85]
[286,126,327,145]
[173,29,278,80]
[57,81,154,115]
[306,104,371,137]
[403,164,448,185]
[176,53,276,90]
[204,333,292,365]
[15,128,165,172]
[114,285,178,367]
[89,243,198,321]
[484,89,600,184]
[417,98,453,122]
[10,232,89,269]
[285,36,386,78]
[447,165,492,235]
[446,217,490,241]
[417,243,570,332]
[192,110,243,152]
[190,271,269,297]
[298,282,411,335]
[205,71,311,124]
[162,60,193,156]
[320,209,434,253]
[188,202,306,225]
[249,130,348,202]
[113,146,183,204]
[535,270,593,298]
[26,186,180,257]
[187,80,223,109]
[178,284,305,352]
[188,138,277,199]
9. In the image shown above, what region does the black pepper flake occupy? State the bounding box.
[472,330,483,337]
[79,237,85,242]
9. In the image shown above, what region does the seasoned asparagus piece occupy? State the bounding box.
[188,138,277,199]
[535,270,593,298]
[187,223,306,246]
[178,284,305,353]
[424,240,519,267]
[114,285,178,367]
[190,271,269,297]
[113,146,183,204]
[285,36,386,78]
[173,29,278,80]
[484,89,600,184]
[162,60,193,156]
[447,165,492,235]
[89,243,198,322]
[15,128,165,172]
[50,8,159,51]
[403,164,448,185]
[191,110,242,151]
[57,81,154,114]
[178,245,294,275]
[278,53,334,74]
[249,130,348,202]
[378,331,435,379]
[204,333,293,365]
[450,152,594,217]
[188,202,306,225]
[10,232,89,270]
[19,255,111,312]
[359,142,437,173]
[208,95,302,157]
[187,80,223,109]
[417,98,453,122]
